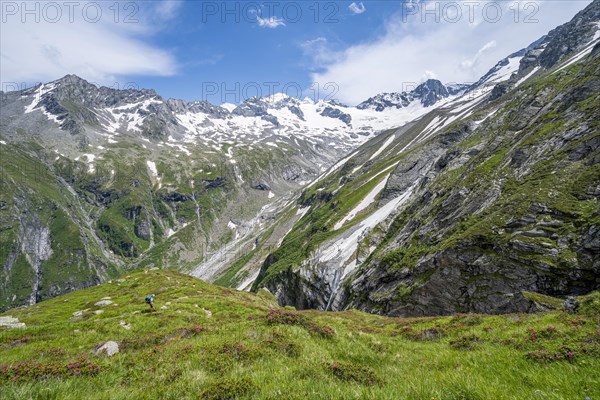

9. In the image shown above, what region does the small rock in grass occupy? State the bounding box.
[0,316,26,329]
[72,309,89,317]
[565,296,580,314]
[94,310,104,315]
[161,306,168,310]
[95,300,113,307]
[119,320,132,330]
[203,309,212,318]
[96,341,119,357]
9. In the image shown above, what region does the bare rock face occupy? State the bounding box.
[251,181,272,191]
[564,297,580,314]
[134,220,152,241]
[19,211,53,306]
[413,79,450,107]
[357,79,453,112]
[320,107,352,125]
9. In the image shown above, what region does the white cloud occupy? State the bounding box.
[421,70,437,81]
[0,1,178,86]
[308,0,593,104]
[154,0,183,20]
[257,16,286,29]
[460,40,497,71]
[300,37,340,66]
[349,2,367,15]
[404,0,419,11]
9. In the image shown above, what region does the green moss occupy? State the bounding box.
[522,292,565,310]
[200,377,254,399]
[96,209,143,258]
[579,291,600,316]
[380,244,431,271]
[325,360,381,386]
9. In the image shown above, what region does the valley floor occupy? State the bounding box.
[1,270,599,399]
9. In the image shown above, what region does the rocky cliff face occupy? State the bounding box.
[252,1,600,316]
[521,0,600,71]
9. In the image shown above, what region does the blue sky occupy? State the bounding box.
[144,1,401,103]
[1,0,594,105]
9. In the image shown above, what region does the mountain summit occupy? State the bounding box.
[357,79,466,112]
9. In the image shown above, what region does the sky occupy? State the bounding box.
[0,0,594,105]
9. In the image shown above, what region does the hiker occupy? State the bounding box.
[146,294,156,311]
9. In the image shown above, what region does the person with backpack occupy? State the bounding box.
[146,294,156,311]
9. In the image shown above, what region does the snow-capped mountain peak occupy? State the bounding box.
[356,79,464,112]
[10,74,468,156]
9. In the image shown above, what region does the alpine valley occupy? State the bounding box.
[1,0,599,319]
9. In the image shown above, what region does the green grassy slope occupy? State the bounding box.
[1,270,599,399]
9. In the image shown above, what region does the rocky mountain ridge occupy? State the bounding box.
[3,74,460,151]
[248,1,600,316]
[357,79,470,112]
